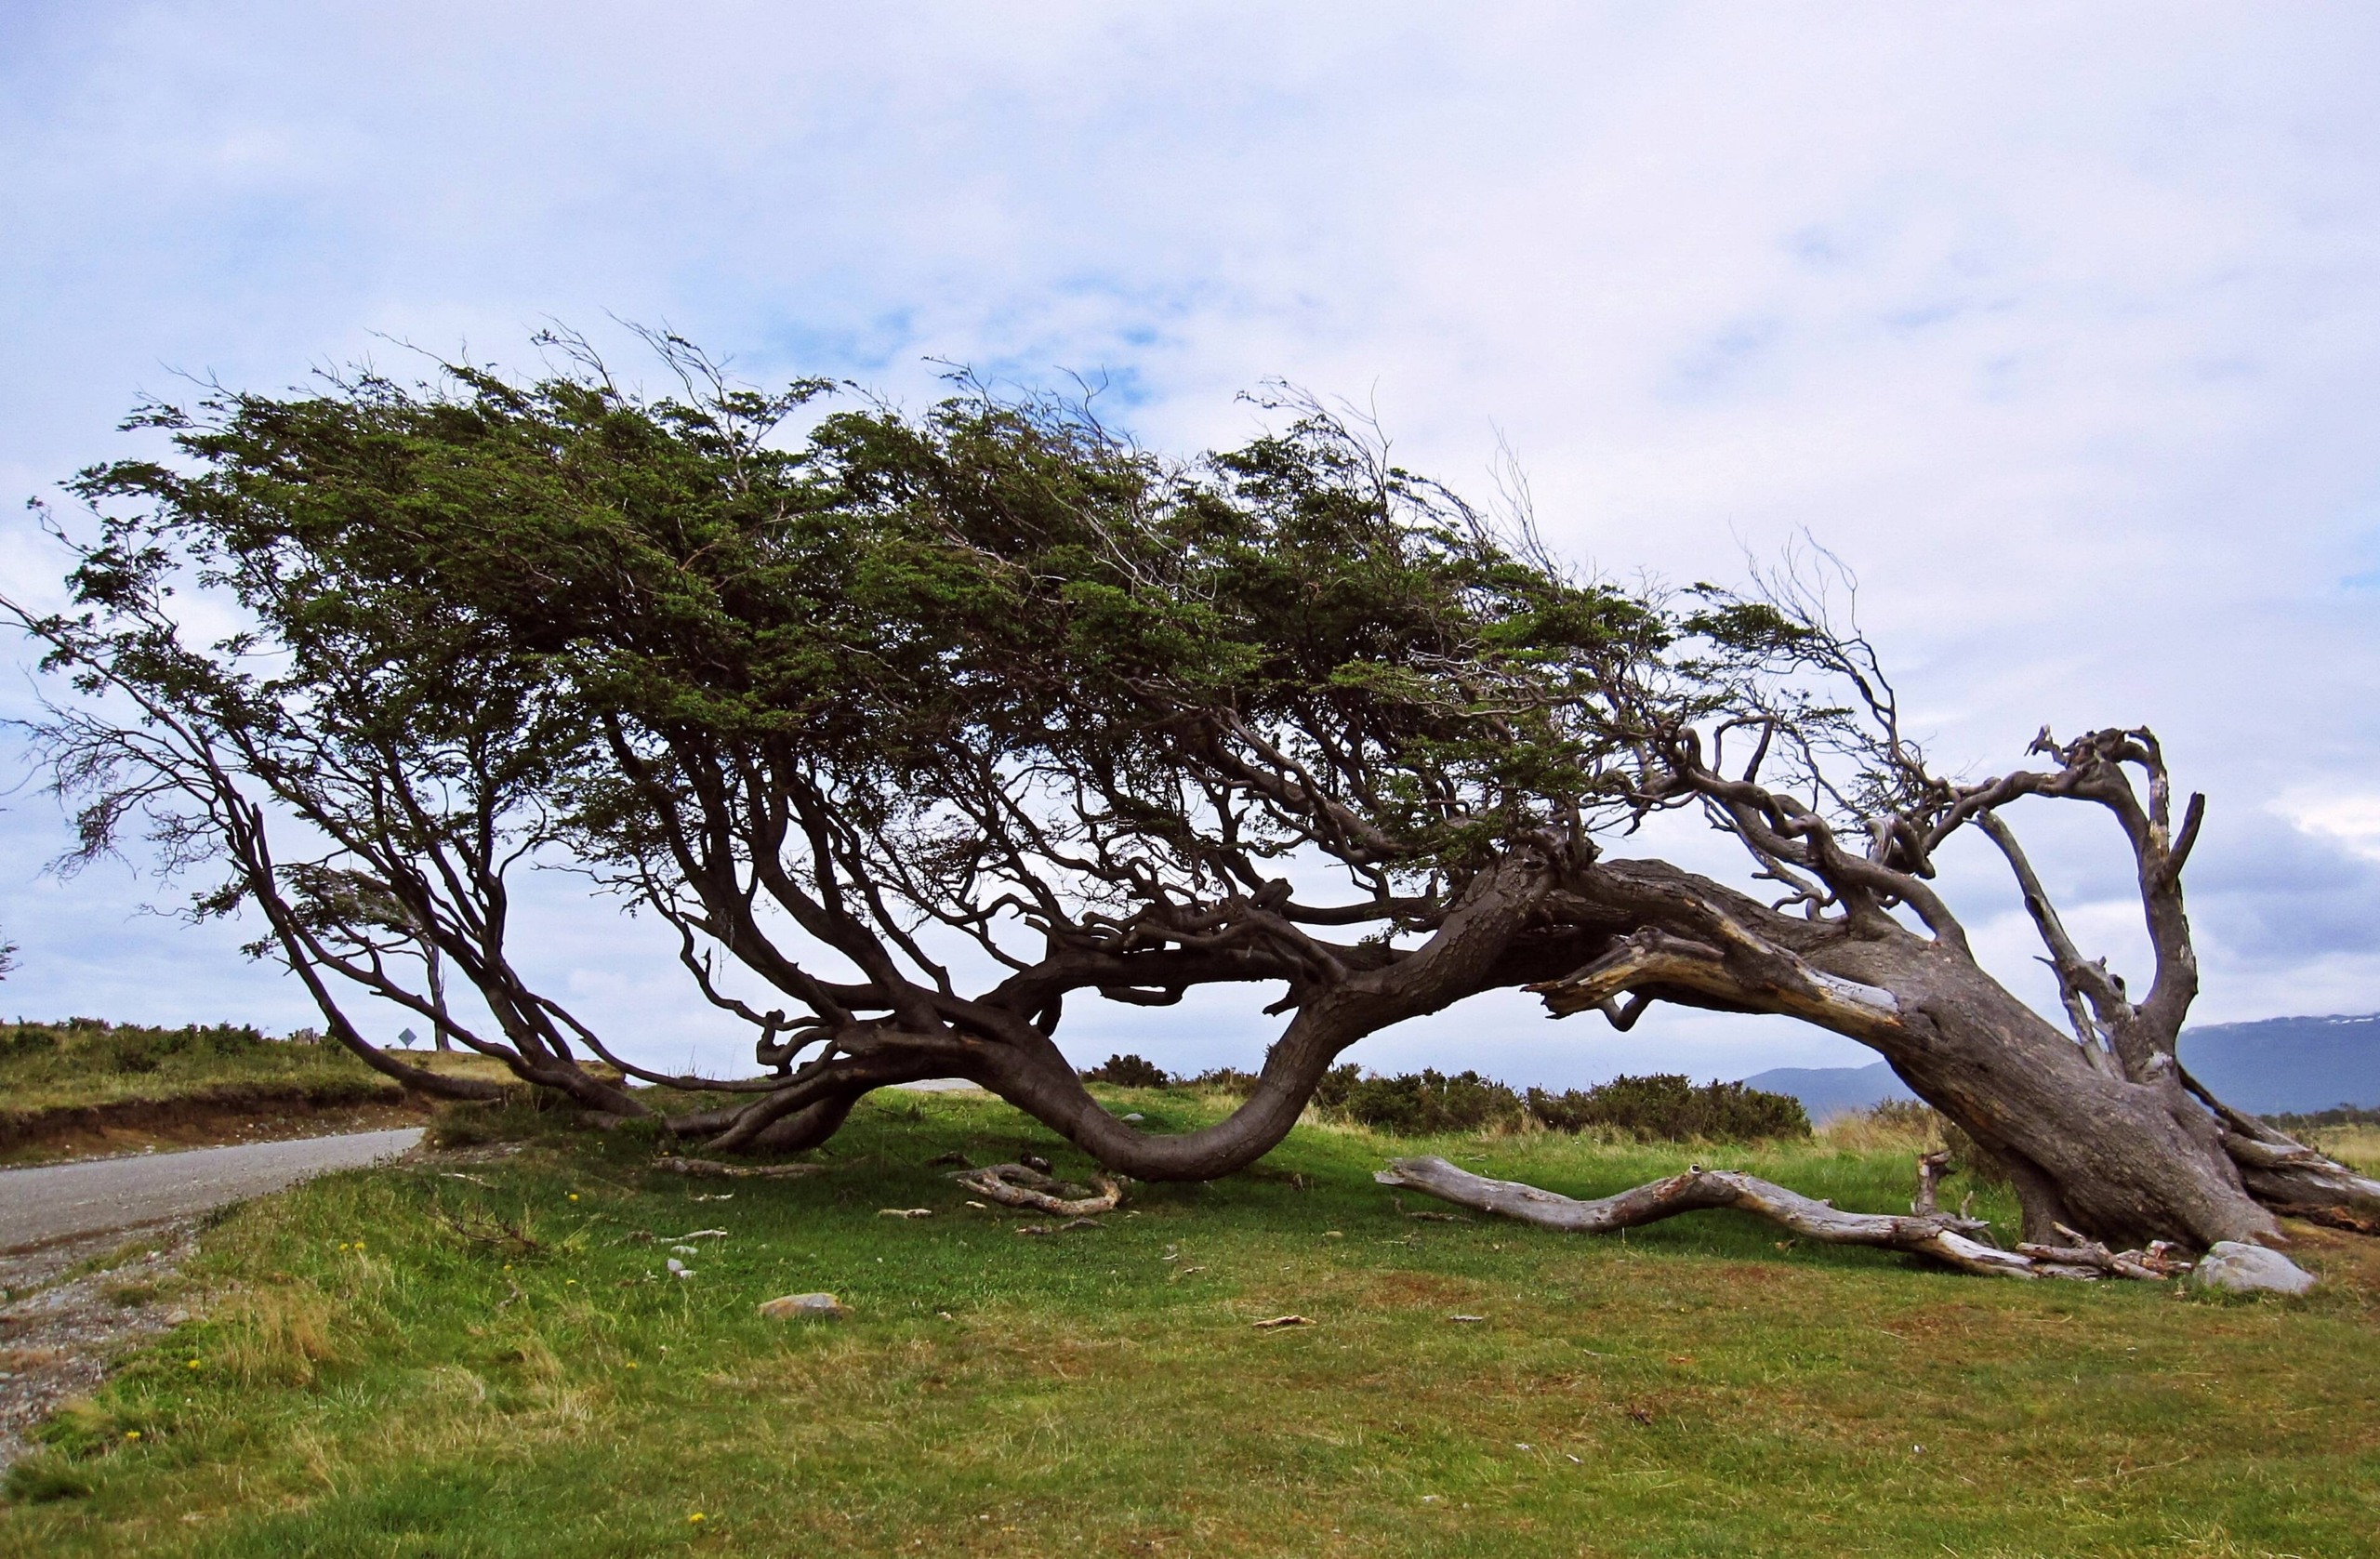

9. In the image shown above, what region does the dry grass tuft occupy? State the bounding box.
[2302,1123,2380,1173]
[216,1282,349,1387]
[1814,1103,1941,1154]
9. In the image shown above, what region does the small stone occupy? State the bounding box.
[2191,1240,2317,1296]
[759,1292,849,1320]
[1121,1113,1144,1122]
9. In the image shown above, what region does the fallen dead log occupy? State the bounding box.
[952,1162,1125,1216]
[1374,1155,2194,1282]
[651,1156,831,1180]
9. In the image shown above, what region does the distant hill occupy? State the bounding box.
[1741,1063,1914,1121]
[1744,1013,2380,1120]
[2177,1012,2380,1116]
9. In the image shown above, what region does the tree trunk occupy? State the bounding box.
[1527,860,2284,1251]
[1816,945,2270,1248]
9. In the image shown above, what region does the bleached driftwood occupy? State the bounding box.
[652,1156,830,1180]
[952,1163,1125,1216]
[1375,1156,2197,1282]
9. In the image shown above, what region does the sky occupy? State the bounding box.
[2,2,2376,1088]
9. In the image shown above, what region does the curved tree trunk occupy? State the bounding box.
[1527,860,2281,1249]
[635,724,2372,1261]
[668,835,2366,1257]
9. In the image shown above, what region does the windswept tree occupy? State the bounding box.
[11,336,2374,1275]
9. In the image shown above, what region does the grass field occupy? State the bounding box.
[0,1023,521,1163]
[0,1022,393,1116]
[5,1089,2376,1557]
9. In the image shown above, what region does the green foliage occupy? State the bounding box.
[2270,1105,2380,1130]
[1310,1062,1362,1111]
[0,1019,268,1077]
[1330,1069,1527,1135]
[1314,1069,1810,1143]
[1863,1098,1937,1134]
[1526,1074,1811,1143]
[90,1024,268,1076]
[0,1024,61,1062]
[1081,1053,1172,1088]
[33,344,1686,984]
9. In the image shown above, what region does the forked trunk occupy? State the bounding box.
[1522,849,2359,1254]
[1810,942,2274,1248]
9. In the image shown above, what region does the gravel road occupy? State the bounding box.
[0,1127,424,1253]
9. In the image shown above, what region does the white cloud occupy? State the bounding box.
[2273,793,2380,865]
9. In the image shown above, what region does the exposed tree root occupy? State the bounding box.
[952,1163,1125,1216]
[2192,1085,2380,1233]
[1374,1155,2201,1282]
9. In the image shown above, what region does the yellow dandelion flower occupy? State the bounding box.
[125,1430,140,1440]
[187,1358,203,1369]
[688,1512,705,1524]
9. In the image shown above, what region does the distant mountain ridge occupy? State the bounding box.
[2177,1012,2380,1115]
[1739,1063,1913,1121]
[1745,1013,2380,1119]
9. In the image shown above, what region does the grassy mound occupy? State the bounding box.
[0,1022,525,1162]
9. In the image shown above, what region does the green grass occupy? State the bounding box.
[0,1021,393,1116]
[7,1089,2376,1557]
[0,1022,525,1162]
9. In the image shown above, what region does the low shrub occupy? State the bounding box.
[2269,1104,2380,1130]
[1331,1069,1526,1135]
[1311,1064,1361,1113]
[1081,1053,1172,1088]
[1180,1066,1262,1097]
[0,1019,275,1077]
[103,1030,170,1074]
[0,1025,60,1062]
[1526,1074,1811,1142]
